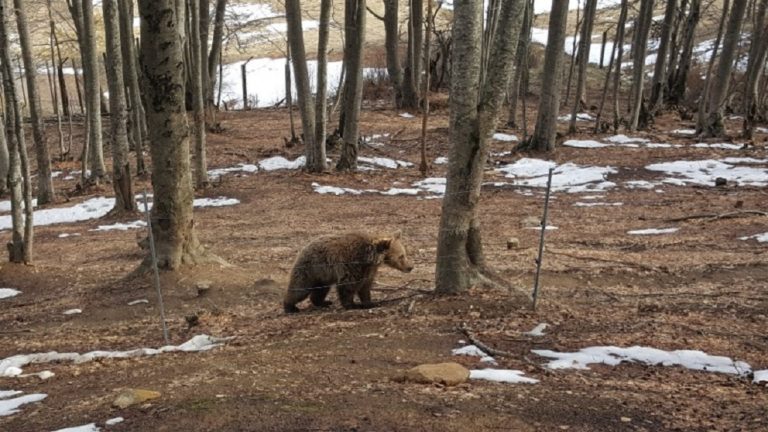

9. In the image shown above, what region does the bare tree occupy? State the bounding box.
[435,0,524,294]
[628,0,654,131]
[208,0,227,108]
[507,0,532,128]
[0,105,8,195]
[188,0,208,188]
[336,0,366,171]
[525,0,569,152]
[82,0,106,181]
[13,0,55,204]
[667,0,700,105]
[104,0,135,213]
[611,0,629,130]
[649,0,678,113]
[314,0,332,162]
[743,0,768,138]
[139,0,207,268]
[401,0,423,108]
[700,0,748,137]
[118,0,147,174]
[568,0,598,133]
[383,0,403,107]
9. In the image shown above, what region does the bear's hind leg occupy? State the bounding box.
[357,277,376,309]
[310,286,332,308]
[337,283,357,310]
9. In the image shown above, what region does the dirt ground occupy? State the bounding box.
[1,101,767,432]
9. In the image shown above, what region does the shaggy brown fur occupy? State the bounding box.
[283,232,414,313]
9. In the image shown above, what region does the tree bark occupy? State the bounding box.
[199,0,210,110]
[207,0,227,106]
[526,0,569,152]
[118,0,147,174]
[139,0,206,269]
[743,0,768,138]
[0,91,8,195]
[336,0,366,171]
[649,0,677,113]
[667,0,700,105]
[314,0,331,166]
[104,0,135,214]
[435,0,524,294]
[14,0,55,205]
[628,0,654,131]
[285,0,324,171]
[79,0,107,181]
[188,0,208,188]
[568,0,598,133]
[700,0,747,137]
[611,0,628,131]
[507,0,532,128]
[383,0,404,107]
[401,0,422,109]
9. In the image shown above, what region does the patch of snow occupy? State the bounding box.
[671,128,696,135]
[57,233,82,238]
[193,197,240,208]
[739,232,768,243]
[433,157,448,165]
[378,188,420,196]
[469,369,539,384]
[258,155,306,171]
[573,202,623,207]
[128,299,149,306]
[558,113,595,122]
[624,180,659,189]
[580,195,604,200]
[645,143,677,148]
[604,134,649,144]
[207,163,259,179]
[452,345,496,364]
[0,392,47,416]
[524,323,549,337]
[413,177,446,195]
[358,156,413,169]
[497,158,617,194]
[646,159,768,187]
[563,140,610,149]
[399,112,415,118]
[90,220,146,232]
[0,197,113,231]
[0,335,231,377]
[722,157,768,164]
[51,424,100,432]
[0,198,37,213]
[105,417,124,426]
[532,346,753,377]
[526,225,559,231]
[627,228,678,235]
[0,288,21,299]
[492,133,518,142]
[311,183,365,196]
[692,143,743,150]
[63,309,82,315]
[0,390,22,398]
[756,127,768,134]
[754,370,768,384]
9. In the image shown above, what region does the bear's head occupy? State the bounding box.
[376,231,414,273]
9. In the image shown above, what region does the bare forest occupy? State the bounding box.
[1,0,767,430]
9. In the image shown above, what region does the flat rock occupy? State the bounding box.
[113,388,161,409]
[397,362,470,386]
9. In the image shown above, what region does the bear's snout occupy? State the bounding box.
[404,265,414,273]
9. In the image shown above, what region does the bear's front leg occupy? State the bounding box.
[357,277,376,309]
[310,286,333,308]
[338,284,357,309]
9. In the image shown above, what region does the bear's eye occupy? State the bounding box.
[399,254,404,260]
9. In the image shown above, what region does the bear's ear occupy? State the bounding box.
[375,238,392,253]
[392,230,402,240]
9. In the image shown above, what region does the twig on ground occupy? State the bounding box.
[665,210,768,223]
[548,249,657,271]
[459,323,548,371]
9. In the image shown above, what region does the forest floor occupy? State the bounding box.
[1,103,767,432]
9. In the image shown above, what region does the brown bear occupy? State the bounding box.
[283,231,414,313]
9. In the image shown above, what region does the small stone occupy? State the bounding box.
[395,362,470,386]
[620,417,632,423]
[195,281,211,297]
[113,389,161,409]
[521,216,541,228]
[715,177,727,187]
[506,238,520,250]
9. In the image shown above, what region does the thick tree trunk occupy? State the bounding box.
[743,0,768,138]
[401,0,423,109]
[435,0,524,294]
[649,0,678,113]
[14,0,54,205]
[568,0,598,133]
[526,0,569,152]
[1,0,33,263]
[336,0,366,171]
[383,0,404,107]
[628,0,654,131]
[104,0,135,213]
[667,0,700,105]
[81,0,106,181]
[139,0,206,269]
[314,0,331,164]
[188,0,208,188]
[701,0,747,137]
[118,0,146,174]
[285,0,324,171]
[207,0,227,106]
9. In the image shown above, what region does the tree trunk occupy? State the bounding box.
[118,0,146,174]
[743,0,768,138]
[700,0,747,137]
[188,0,208,188]
[383,0,404,107]
[507,0,532,128]
[564,3,581,109]
[696,0,729,131]
[81,0,107,181]
[628,0,654,131]
[336,0,366,171]
[667,0,700,105]
[611,0,628,131]
[649,0,678,113]
[199,0,210,111]
[314,0,331,165]
[419,0,433,176]
[1,0,33,263]
[138,0,206,269]
[46,1,66,161]
[207,0,227,106]
[435,0,524,294]
[526,0,569,152]
[104,0,135,214]
[14,0,55,205]
[285,0,323,171]
[401,0,422,109]
[568,0,598,133]
[0,93,8,195]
